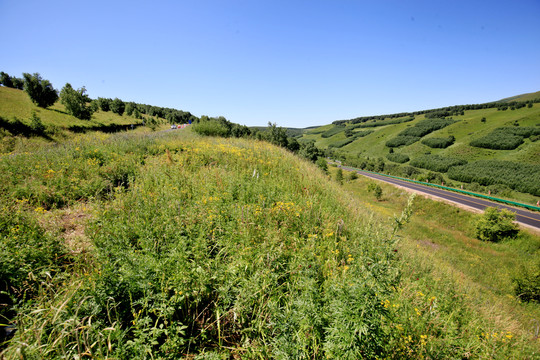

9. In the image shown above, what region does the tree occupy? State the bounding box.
[12,77,24,90]
[60,83,93,120]
[265,122,288,148]
[299,140,323,162]
[0,72,13,87]
[110,98,125,116]
[368,183,383,201]
[97,97,111,112]
[22,73,58,108]
[125,102,135,116]
[475,207,518,242]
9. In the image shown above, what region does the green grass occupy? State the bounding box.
[1,127,538,358]
[334,166,540,358]
[0,129,413,358]
[0,86,172,153]
[303,103,540,203]
[0,87,140,129]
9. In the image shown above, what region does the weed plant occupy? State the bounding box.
[1,131,412,358]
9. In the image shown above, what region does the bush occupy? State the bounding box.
[347,171,358,181]
[448,160,540,196]
[386,153,409,163]
[29,112,46,134]
[470,127,540,150]
[192,118,231,137]
[421,136,455,148]
[474,207,519,242]
[321,125,346,138]
[386,119,457,147]
[410,155,466,173]
[368,183,383,200]
[329,137,354,148]
[513,261,540,303]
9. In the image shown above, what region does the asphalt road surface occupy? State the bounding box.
[341,166,540,231]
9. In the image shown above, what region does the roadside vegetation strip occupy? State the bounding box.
[339,165,540,212]
[336,169,540,358]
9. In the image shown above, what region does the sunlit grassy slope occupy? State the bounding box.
[1,128,539,358]
[301,104,540,164]
[0,86,139,128]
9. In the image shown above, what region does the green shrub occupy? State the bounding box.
[386,119,456,147]
[470,127,540,150]
[448,160,540,196]
[0,201,70,319]
[386,153,410,163]
[513,261,540,303]
[474,207,519,242]
[368,183,383,200]
[329,137,354,148]
[321,125,346,138]
[352,117,414,128]
[385,135,421,147]
[421,136,455,148]
[192,119,231,137]
[410,155,466,173]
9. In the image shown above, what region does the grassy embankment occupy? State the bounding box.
[0,86,168,153]
[0,129,406,358]
[1,126,539,358]
[332,164,540,358]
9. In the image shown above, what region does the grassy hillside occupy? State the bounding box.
[301,101,540,203]
[501,90,540,102]
[0,86,169,153]
[1,127,539,358]
[0,86,141,129]
[332,165,540,358]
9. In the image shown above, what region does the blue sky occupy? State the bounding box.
[1,0,539,128]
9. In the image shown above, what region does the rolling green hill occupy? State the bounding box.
[0,86,141,130]
[300,96,540,203]
[500,90,540,102]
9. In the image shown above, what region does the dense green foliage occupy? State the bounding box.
[192,116,251,139]
[351,117,414,128]
[470,127,540,150]
[410,155,466,173]
[0,201,71,320]
[386,153,410,163]
[333,99,540,125]
[110,98,125,116]
[421,136,455,148]
[321,124,346,138]
[60,83,93,120]
[448,160,540,196]
[0,133,412,358]
[22,73,58,108]
[0,71,24,90]
[513,261,540,303]
[386,119,457,147]
[328,137,354,148]
[385,135,421,147]
[474,207,519,242]
[398,119,457,138]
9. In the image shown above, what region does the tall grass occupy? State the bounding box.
[1,131,412,358]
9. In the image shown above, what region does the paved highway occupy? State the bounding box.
[341,166,540,231]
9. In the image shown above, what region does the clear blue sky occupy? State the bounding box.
[1,0,539,128]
